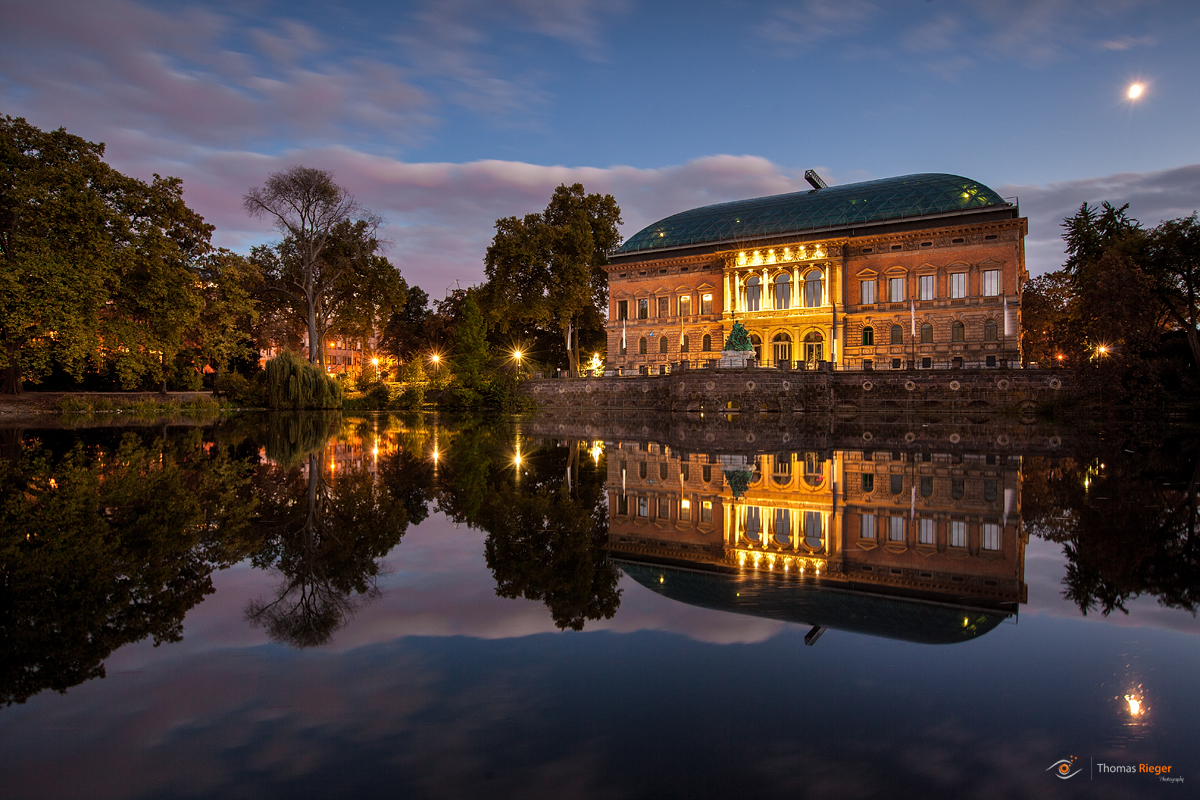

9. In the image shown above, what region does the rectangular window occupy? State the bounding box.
[889,277,905,303]
[678,295,691,316]
[680,498,692,521]
[950,520,967,548]
[700,293,713,315]
[860,513,876,539]
[919,275,935,301]
[919,518,936,545]
[637,298,649,319]
[618,300,628,320]
[983,270,1000,297]
[658,498,670,519]
[860,280,876,305]
[657,296,670,317]
[702,465,712,482]
[982,523,1000,551]
[637,497,648,517]
[617,495,628,515]
[861,472,874,492]
[950,273,967,299]
[888,516,905,541]
[890,474,903,495]
[680,463,690,481]
[700,501,713,523]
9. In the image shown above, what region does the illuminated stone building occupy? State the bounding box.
[604,441,1026,641]
[605,173,1027,374]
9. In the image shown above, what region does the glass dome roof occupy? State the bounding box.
[617,173,1007,254]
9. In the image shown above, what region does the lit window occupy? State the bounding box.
[920,322,933,344]
[637,298,649,319]
[775,273,791,310]
[745,276,761,311]
[888,516,905,541]
[773,508,791,540]
[982,523,1000,551]
[889,277,905,302]
[862,326,874,346]
[657,296,669,317]
[860,280,876,305]
[919,518,936,545]
[950,520,966,547]
[804,511,822,549]
[984,319,998,341]
[680,498,691,521]
[983,270,1000,297]
[950,273,967,298]
[700,294,713,315]
[700,501,713,523]
[952,321,965,342]
[919,275,935,301]
[860,513,876,539]
[804,271,822,307]
[637,497,648,517]
[679,295,691,316]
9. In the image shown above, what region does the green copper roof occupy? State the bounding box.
[617,173,1008,254]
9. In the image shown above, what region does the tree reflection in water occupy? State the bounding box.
[1023,430,1200,616]
[246,414,414,647]
[0,430,259,706]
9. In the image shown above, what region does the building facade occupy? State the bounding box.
[605,173,1027,374]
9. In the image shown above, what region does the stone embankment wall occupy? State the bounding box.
[522,368,1069,416]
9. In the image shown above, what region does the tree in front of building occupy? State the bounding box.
[245,167,406,369]
[482,184,622,374]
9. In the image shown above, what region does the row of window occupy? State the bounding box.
[860,473,1001,501]
[616,494,713,523]
[738,271,824,311]
[617,294,714,320]
[738,507,825,549]
[622,461,713,483]
[620,333,716,355]
[860,514,1002,550]
[862,269,1002,304]
[859,318,1002,346]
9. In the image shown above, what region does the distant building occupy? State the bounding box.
[605,173,1027,374]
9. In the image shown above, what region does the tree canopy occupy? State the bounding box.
[482,184,621,374]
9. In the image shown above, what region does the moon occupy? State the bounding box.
[1128,83,1144,100]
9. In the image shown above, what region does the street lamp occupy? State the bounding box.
[429,352,440,372]
[512,348,523,374]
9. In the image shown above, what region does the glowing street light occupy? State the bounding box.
[429,352,441,372]
[371,358,379,367]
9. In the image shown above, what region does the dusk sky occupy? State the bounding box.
[4,0,1199,296]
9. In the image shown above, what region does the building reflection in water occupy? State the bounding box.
[604,440,1025,644]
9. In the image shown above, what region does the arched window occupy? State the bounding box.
[772,332,792,364]
[804,270,822,308]
[920,322,933,344]
[803,330,823,366]
[750,333,762,362]
[659,336,669,354]
[744,506,761,542]
[702,334,712,352]
[861,326,874,347]
[638,337,648,354]
[952,321,965,342]
[804,511,823,550]
[951,478,965,499]
[638,462,647,479]
[984,319,998,341]
[681,335,689,353]
[745,275,761,312]
[890,324,903,345]
[773,508,791,542]
[774,272,791,310]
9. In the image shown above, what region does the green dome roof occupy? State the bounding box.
[617,173,1008,254]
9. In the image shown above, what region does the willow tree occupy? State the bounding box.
[483,184,621,374]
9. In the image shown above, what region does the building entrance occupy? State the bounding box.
[804,331,824,368]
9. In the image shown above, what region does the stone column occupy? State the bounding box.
[793,265,801,309]
[762,268,770,310]
[733,272,741,314]
[723,272,731,314]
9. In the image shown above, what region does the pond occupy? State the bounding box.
[0,412,1196,799]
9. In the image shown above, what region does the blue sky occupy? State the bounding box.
[3,0,1199,293]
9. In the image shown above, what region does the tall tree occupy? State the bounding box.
[483,184,622,374]
[0,116,211,393]
[244,167,400,368]
[379,285,431,363]
[1146,214,1200,371]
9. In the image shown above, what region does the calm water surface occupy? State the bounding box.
[1,413,1197,799]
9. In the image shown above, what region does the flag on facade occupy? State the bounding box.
[1003,295,1012,337]
[910,485,916,520]
[910,300,916,337]
[621,318,626,351]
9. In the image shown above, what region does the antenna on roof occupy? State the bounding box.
[804,170,828,190]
